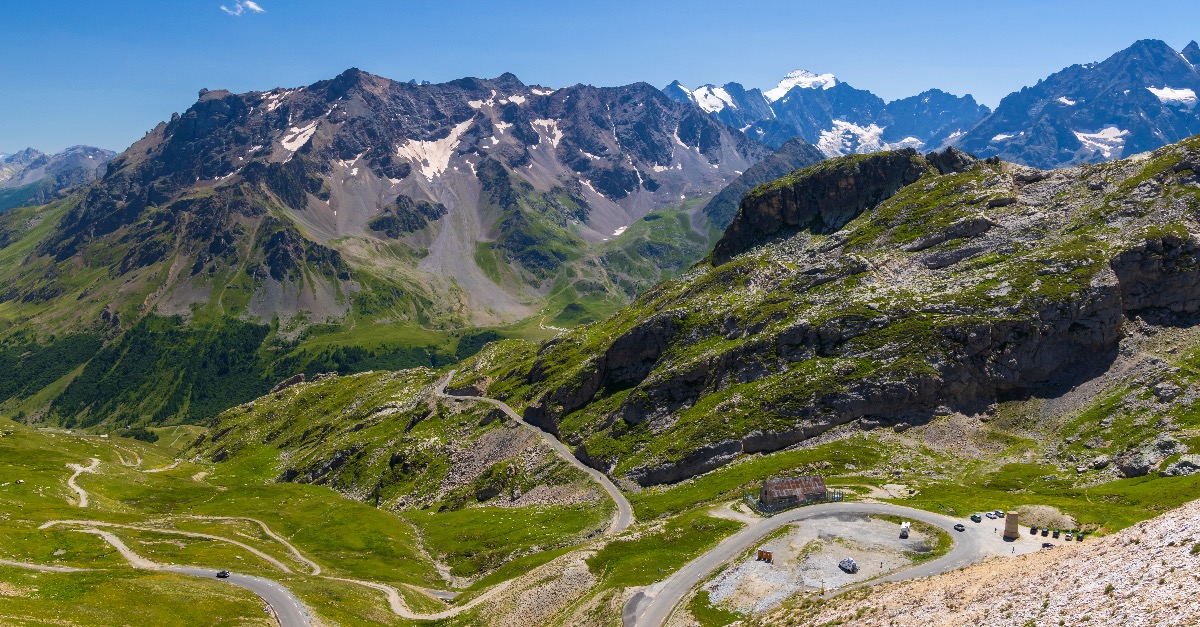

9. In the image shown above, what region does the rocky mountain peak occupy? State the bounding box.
[956,38,1200,168]
[1182,40,1200,66]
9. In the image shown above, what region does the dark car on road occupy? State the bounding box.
[1030,525,1038,535]
[954,523,966,532]
[1042,542,1055,548]
[970,514,982,523]
[216,570,230,579]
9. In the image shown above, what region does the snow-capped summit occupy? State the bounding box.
[662,80,774,130]
[764,69,838,102]
[692,85,737,113]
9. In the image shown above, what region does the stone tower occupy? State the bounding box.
[1003,511,1020,540]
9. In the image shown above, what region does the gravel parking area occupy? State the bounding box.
[703,512,933,613]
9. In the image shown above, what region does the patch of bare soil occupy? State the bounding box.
[759,499,1200,627]
[704,515,928,614]
[1016,504,1078,530]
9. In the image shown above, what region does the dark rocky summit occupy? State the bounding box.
[714,148,965,264]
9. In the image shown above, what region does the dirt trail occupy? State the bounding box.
[42,520,294,573]
[114,447,142,467]
[142,460,181,473]
[436,370,635,534]
[75,528,160,569]
[65,458,99,507]
[189,516,321,575]
[46,516,497,621]
[0,558,91,573]
[77,526,311,627]
[327,576,512,621]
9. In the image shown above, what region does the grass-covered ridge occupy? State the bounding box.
[451,136,1200,484]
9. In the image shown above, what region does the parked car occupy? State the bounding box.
[216,570,230,579]
[954,523,966,532]
[985,512,996,519]
[971,514,983,523]
[839,557,859,573]
[1052,529,1060,538]
[994,510,1005,518]
[1042,542,1055,548]
[1077,534,1085,542]
[1041,528,1049,536]
[1030,525,1039,535]
[1065,532,1074,541]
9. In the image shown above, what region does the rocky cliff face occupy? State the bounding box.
[700,137,825,229]
[453,134,1200,486]
[712,149,933,264]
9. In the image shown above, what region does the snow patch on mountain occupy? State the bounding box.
[885,137,925,151]
[530,88,555,96]
[1057,96,1077,105]
[264,89,293,112]
[395,118,474,179]
[1074,126,1130,159]
[531,119,564,148]
[281,120,319,152]
[991,133,1014,142]
[693,86,737,113]
[765,69,838,102]
[1147,86,1198,109]
[816,120,884,157]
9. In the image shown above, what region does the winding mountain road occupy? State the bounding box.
[436,370,634,534]
[70,526,312,627]
[65,458,99,507]
[624,502,995,627]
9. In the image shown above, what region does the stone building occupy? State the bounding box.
[760,475,828,507]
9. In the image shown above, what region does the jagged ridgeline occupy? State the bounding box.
[451,137,1200,485]
[0,68,770,428]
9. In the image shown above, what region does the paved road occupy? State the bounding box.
[171,567,312,627]
[71,525,312,627]
[625,502,989,627]
[436,370,634,534]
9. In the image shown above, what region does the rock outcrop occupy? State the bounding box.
[713,149,930,264]
[470,135,1200,486]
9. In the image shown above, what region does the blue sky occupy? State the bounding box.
[3,0,1198,153]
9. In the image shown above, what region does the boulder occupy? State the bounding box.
[1153,382,1183,402]
[1160,455,1200,477]
[1116,434,1187,477]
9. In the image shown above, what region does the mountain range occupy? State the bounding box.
[0,145,114,212]
[665,72,989,158]
[4,37,1200,431]
[668,38,1200,169]
[0,68,765,427]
